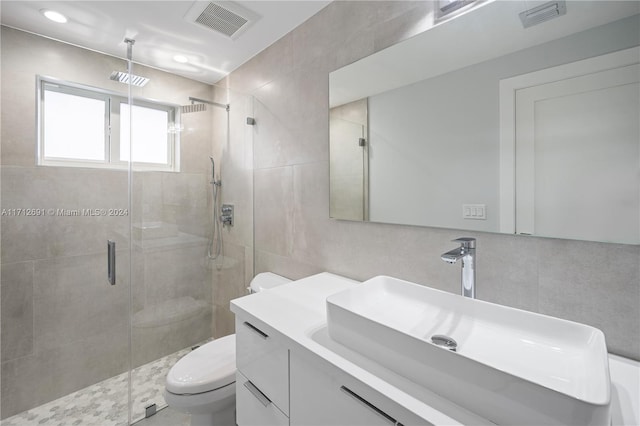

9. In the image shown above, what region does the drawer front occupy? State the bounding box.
[236,371,289,426]
[290,350,430,426]
[236,317,289,415]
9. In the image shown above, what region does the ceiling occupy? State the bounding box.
[330,0,640,106]
[0,1,330,84]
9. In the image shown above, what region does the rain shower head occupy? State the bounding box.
[109,71,150,87]
[182,103,207,114]
[181,97,229,113]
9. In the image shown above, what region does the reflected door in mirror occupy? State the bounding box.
[330,99,369,221]
[509,49,640,244]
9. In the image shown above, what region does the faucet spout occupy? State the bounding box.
[441,247,466,263]
[441,237,476,298]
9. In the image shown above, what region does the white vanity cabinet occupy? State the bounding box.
[231,274,449,426]
[236,370,288,426]
[234,312,429,426]
[289,351,429,426]
[235,317,289,425]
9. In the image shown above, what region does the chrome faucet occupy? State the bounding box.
[441,237,476,299]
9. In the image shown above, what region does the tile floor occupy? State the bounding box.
[134,407,189,426]
[1,342,206,426]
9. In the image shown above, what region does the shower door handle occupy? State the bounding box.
[107,240,116,285]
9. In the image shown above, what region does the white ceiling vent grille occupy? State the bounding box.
[185,1,259,40]
[519,0,567,29]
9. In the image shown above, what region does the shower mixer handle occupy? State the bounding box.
[221,204,234,227]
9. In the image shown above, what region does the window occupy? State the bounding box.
[38,77,179,171]
[120,103,171,164]
[43,87,108,161]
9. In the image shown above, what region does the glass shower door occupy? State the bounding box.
[127,58,215,422]
[1,27,246,426]
[0,28,132,425]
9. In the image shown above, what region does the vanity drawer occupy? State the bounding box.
[237,371,289,426]
[236,317,289,415]
[290,350,428,426]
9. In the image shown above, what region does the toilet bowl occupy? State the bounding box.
[164,272,291,426]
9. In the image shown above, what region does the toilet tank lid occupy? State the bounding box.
[249,272,292,293]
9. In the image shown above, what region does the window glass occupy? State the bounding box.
[39,78,177,171]
[120,103,170,164]
[43,90,106,161]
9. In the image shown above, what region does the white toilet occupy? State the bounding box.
[164,272,291,426]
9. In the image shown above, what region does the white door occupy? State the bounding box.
[500,47,639,244]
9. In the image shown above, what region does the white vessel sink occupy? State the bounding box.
[326,275,611,425]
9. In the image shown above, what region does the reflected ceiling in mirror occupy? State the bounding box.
[328,0,640,244]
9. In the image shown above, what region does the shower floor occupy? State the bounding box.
[1,341,207,426]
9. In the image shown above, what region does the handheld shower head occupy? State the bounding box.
[207,156,222,260]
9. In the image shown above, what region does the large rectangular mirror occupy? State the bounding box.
[329,0,639,244]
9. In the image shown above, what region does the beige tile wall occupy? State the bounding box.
[0,27,216,417]
[210,82,255,338]
[224,1,640,360]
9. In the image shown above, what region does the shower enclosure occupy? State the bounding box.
[0,26,253,424]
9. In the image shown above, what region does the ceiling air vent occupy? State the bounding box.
[519,0,566,29]
[185,1,259,40]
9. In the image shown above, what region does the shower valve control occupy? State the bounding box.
[221,204,234,227]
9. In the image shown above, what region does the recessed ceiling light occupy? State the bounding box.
[41,9,68,24]
[173,55,189,64]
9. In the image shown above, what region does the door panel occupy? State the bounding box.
[515,63,639,243]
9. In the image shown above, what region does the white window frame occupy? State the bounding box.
[37,75,180,171]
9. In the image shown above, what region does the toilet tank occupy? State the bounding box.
[249,272,291,294]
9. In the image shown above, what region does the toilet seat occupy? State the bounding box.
[166,334,236,395]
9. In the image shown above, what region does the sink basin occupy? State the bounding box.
[326,275,611,425]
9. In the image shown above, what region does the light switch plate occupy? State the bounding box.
[463,204,486,220]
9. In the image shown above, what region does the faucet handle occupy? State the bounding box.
[452,237,476,249]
